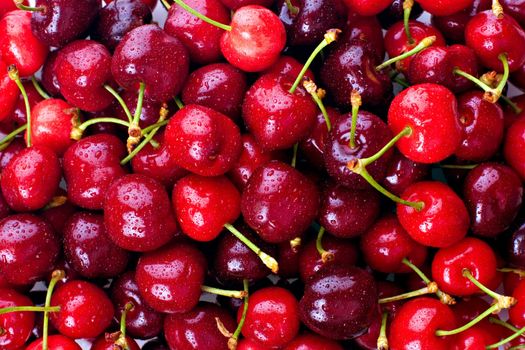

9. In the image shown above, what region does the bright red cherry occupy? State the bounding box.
[0,61,18,122]
[0,288,35,349]
[26,334,81,350]
[343,0,391,16]
[510,279,525,328]
[417,0,474,15]
[504,117,525,180]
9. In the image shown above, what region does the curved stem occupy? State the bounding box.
[303,78,331,131]
[291,143,299,168]
[436,303,500,337]
[43,270,65,350]
[376,36,436,71]
[315,226,333,263]
[361,127,412,167]
[402,258,456,305]
[489,317,520,332]
[499,267,525,277]
[403,0,415,44]
[104,85,133,123]
[0,306,60,315]
[14,0,45,11]
[349,90,361,149]
[487,325,525,349]
[0,124,27,147]
[174,96,184,110]
[31,77,50,99]
[377,312,389,350]
[120,302,134,337]
[462,269,516,309]
[72,117,130,140]
[8,65,31,147]
[201,285,246,299]
[172,0,231,31]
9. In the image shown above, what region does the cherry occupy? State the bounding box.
[55,40,114,112]
[112,24,189,103]
[0,145,61,212]
[463,163,523,237]
[0,0,23,17]
[318,182,380,238]
[41,50,61,97]
[164,0,230,64]
[510,279,525,328]
[164,104,241,176]
[0,138,24,171]
[104,174,179,252]
[240,286,300,348]
[452,320,507,350]
[397,181,470,248]
[25,334,81,350]
[112,88,164,130]
[508,223,525,269]
[93,0,152,51]
[277,240,301,279]
[0,10,48,77]
[31,0,101,48]
[181,63,247,121]
[378,0,424,29]
[504,116,525,180]
[343,0,391,16]
[263,55,314,81]
[63,133,128,210]
[388,83,462,164]
[50,280,114,339]
[341,13,386,63]
[135,243,207,313]
[382,151,429,196]
[0,61,19,122]
[164,303,236,350]
[241,160,319,243]
[417,0,474,15]
[502,0,525,27]
[0,288,35,349]
[389,297,457,350]
[284,333,343,350]
[91,334,140,350]
[237,338,273,350]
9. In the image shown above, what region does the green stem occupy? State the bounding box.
[0,306,60,315]
[0,124,27,147]
[403,0,415,44]
[462,269,503,301]
[104,85,133,123]
[121,302,134,337]
[141,120,169,135]
[315,226,333,263]
[501,95,524,114]
[8,65,32,147]
[231,280,250,345]
[43,271,64,350]
[132,82,146,127]
[489,317,520,332]
[377,312,389,350]
[31,77,50,99]
[303,79,331,131]
[291,143,299,168]
[14,0,45,11]
[377,36,436,71]
[402,258,430,284]
[172,0,231,31]
[349,90,361,149]
[174,96,184,110]
[394,76,410,88]
[440,164,478,170]
[378,283,437,304]
[487,325,525,349]
[492,53,510,100]
[201,285,246,299]
[284,0,299,15]
[121,124,161,165]
[361,127,412,167]
[436,303,499,337]
[72,117,130,140]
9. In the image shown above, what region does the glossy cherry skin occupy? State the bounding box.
[1,145,61,212]
[0,10,48,77]
[382,151,429,196]
[104,174,179,252]
[378,0,424,29]
[445,45,480,94]
[93,0,152,51]
[463,163,523,237]
[452,320,507,350]
[31,0,101,47]
[181,63,247,121]
[63,134,128,210]
[504,117,525,180]
[50,280,114,339]
[0,61,18,122]
[164,303,236,350]
[135,243,206,313]
[388,83,462,164]
[172,174,240,242]
[263,55,315,80]
[55,40,113,112]
[240,286,300,348]
[389,297,457,350]
[324,110,393,189]
[277,240,301,279]
[220,5,286,72]
[91,335,140,350]
[0,138,24,171]
[0,288,35,349]
[397,181,470,248]
[63,211,129,278]
[300,266,377,340]
[241,161,319,243]
[242,73,317,151]
[343,0,391,16]
[110,271,164,339]
[417,0,473,15]
[465,11,525,72]
[283,333,343,350]
[361,215,428,274]
[510,279,525,328]
[41,50,61,97]
[165,104,241,176]
[318,182,380,238]
[164,0,230,64]
[11,80,44,126]
[26,334,82,350]
[508,223,525,269]
[112,24,189,103]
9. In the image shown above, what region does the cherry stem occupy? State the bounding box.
[201,285,247,299]
[290,237,302,251]
[71,117,130,140]
[376,36,436,71]
[127,82,146,153]
[439,163,478,170]
[0,124,27,149]
[378,282,438,304]
[291,143,299,168]
[315,226,334,263]
[42,270,65,350]
[377,312,389,350]
[0,305,60,315]
[31,77,50,99]
[489,317,520,332]
[501,95,524,114]
[131,82,146,127]
[349,90,361,149]
[284,0,299,15]
[394,76,410,88]
[436,303,500,337]
[104,85,133,123]
[403,0,415,44]
[462,269,516,309]
[172,0,231,31]
[229,279,249,350]
[223,223,279,274]
[14,0,45,11]
[492,0,504,18]
[174,96,184,110]
[8,65,32,147]
[364,127,412,166]
[487,325,525,349]
[160,0,171,9]
[289,29,341,94]
[303,78,331,131]
[43,196,67,210]
[498,267,525,277]
[117,301,134,349]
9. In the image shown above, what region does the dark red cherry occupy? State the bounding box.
[388,83,462,164]
[41,50,61,97]
[241,161,319,243]
[240,286,300,348]
[300,266,377,340]
[242,73,317,151]
[112,24,189,103]
[343,12,385,63]
[31,0,101,47]
[382,151,429,196]
[508,223,525,269]
[55,40,114,112]
[343,0,391,16]
[63,212,129,278]
[110,271,164,339]
[50,280,114,339]
[417,0,474,15]
[164,0,230,64]
[142,339,169,350]
[164,104,241,176]
[318,182,380,238]
[263,55,314,80]
[277,240,301,279]
[0,138,24,171]
[93,0,152,51]
[104,174,179,252]
[0,10,48,77]
[502,0,525,27]
[135,243,207,313]
[26,334,82,350]
[63,134,128,210]
[361,215,428,274]
[284,333,343,350]
[0,288,35,349]
[378,0,424,29]
[10,80,44,126]
[407,47,455,88]
[452,320,506,350]
[504,115,525,180]
[463,163,523,237]
[164,303,236,350]
[181,63,247,121]
[1,145,61,212]
[172,174,240,242]
[91,335,140,350]
[0,61,19,122]
[446,45,480,94]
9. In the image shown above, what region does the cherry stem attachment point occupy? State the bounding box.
[403,0,415,44]
[42,270,65,350]
[376,36,436,71]
[31,77,50,99]
[224,223,279,274]
[436,303,500,337]
[377,312,389,350]
[315,226,333,263]
[14,0,45,11]
[201,285,247,299]
[492,0,504,19]
[172,0,231,31]
[349,90,361,149]
[462,269,516,308]
[303,78,331,131]
[104,85,133,123]
[8,65,32,147]
[289,29,341,94]
[379,282,438,304]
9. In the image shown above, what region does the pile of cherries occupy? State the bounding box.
[2,0,525,349]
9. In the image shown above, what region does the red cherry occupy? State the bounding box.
[0,288,35,349]
[382,151,429,196]
[91,335,140,350]
[397,181,470,248]
[510,279,525,328]
[343,0,391,16]
[10,80,44,126]
[504,117,525,180]
[263,55,314,81]
[0,61,19,122]
[388,83,462,164]
[283,333,343,350]
[26,334,81,350]
[417,0,474,15]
